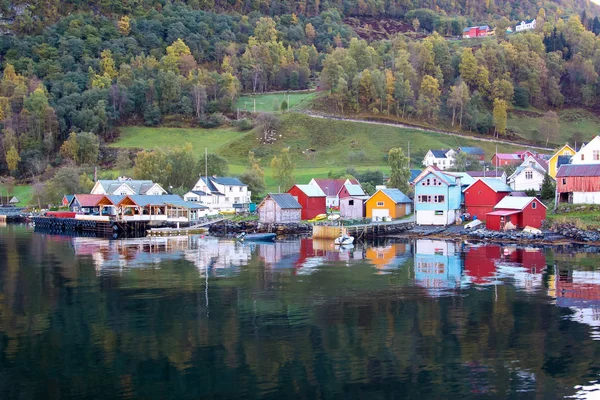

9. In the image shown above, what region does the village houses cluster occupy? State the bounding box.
[461,18,536,39]
[59,136,600,230]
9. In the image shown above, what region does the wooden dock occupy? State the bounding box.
[315,220,415,240]
[147,227,208,236]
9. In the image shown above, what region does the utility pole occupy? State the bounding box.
[253,98,256,113]
[408,141,411,169]
[205,147,208,183]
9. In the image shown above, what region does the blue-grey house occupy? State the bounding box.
[412,166,466,225]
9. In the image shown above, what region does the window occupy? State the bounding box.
[234,197,240,203]
[582,154,585,161]
[426,178,430,186]
[418,195,432,203]
[594,150,600,161]
[525,171,533,179]
[532,201,537,209]
[225,197,229,202]
[435,210,444,215]
[349,200,354,206]
[434,195,445,203]
[562,178,567,185]
[229,186,233,191]
[377,201,385,207]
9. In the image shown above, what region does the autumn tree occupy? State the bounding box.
[5,146,20,173]
[388,148,410,194]
[459,48,478,89]
[493,98,508,138]
[447,81,470,128]
[417,75,441,120]
[270,147,295,191]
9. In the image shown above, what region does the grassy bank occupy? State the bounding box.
[0,185,33,206]
[508,108,600,146]
[546,205,600,229]
[236,91,317,112]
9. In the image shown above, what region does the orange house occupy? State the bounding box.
[365,188,412,220]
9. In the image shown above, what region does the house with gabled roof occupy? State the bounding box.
[69,194,106,214]
[486,196,546,230]
[308,178,361,207]
[412,166,464,225]
[365,188,412,220]
[557,164,600,205]
[463,178,512,221]
[548,144,576,178]
[288,184,326,220]
[508,155,548,192]
[491,153,522,167]
[422,149,456,170]
[117,194,207,222]
[184,176,251,212]
[90,178,166,196]
[515,19,536,32]
[571,136,600,165]
[257,193,302,223]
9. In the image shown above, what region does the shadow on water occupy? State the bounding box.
[1,224,600,399]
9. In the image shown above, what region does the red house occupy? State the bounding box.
[288,184,326,220]
[491,153,522,167]
[514,150,537,161]
[486,196,547,230]
[463,178,512,221]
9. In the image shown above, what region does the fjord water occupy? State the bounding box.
[2,225,600,399]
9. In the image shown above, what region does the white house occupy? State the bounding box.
[571,136,600,165]
[507,155,548,192]
[422,149,456,170]
[90,178,167,196]
[515,19,536,32]
[184,176,251,212]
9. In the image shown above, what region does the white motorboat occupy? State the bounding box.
[334,235,354,245]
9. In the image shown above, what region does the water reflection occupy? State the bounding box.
[3,226,600,399]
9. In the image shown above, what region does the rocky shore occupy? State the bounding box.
[208,220,312,235]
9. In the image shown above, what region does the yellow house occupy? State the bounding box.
[548,144,576,178]
[365,188,412,220]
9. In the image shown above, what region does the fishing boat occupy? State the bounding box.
[236,232,277,242]
[334,234,354,246]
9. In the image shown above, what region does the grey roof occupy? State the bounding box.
[430,150,448,158]
[268,193,302,209]
[381,188,412,204]
[557,164,600,177]
[466,170,505,178]
[459,147,485,155]
[189,190,208,196]
[212,177,245,186]
[294,184,326,197]
[345,183,366,196]
[106,195,125,205]
[96,180,160,195]
[479,178,512,193]
[494,196,545,210]
[510,163,546,180]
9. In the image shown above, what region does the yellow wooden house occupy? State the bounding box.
[365,188,412,220]
[548,144,576,178]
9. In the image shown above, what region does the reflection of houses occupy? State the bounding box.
[553,269,600,328]
[365,243,411,271]
[414,239,462,294]
[464,245,502,285]
[185,236,252,276]
[494,247,546,291]
[257,241,302,268]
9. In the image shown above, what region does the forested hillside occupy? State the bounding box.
[0,0,599,182]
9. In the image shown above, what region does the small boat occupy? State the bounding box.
[334,235,354,245]
[236,232,277,242]
[327,214,340,221]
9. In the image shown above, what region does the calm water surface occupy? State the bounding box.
[2,224,600,399]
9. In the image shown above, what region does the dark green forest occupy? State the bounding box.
[0,0,599,180]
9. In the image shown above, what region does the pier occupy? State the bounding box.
[313,219,415,240]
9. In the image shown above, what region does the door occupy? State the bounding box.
[371,208,389,221]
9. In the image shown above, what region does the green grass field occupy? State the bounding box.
[111,126,246,153]
[508,108,600,147]
[111,112,526,192]
[236,91,317,112]
[0,184,33,206]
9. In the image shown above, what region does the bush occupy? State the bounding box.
[198,113,228,128]
[513,87,530,108]
[234,118,253,131]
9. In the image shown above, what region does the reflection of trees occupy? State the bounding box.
[1,232,600,398]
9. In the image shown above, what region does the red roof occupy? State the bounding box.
[73,194,105,207]
[311,179,358,196]
[557,164,600,177]
[487,210,520,216]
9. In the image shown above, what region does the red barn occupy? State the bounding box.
[463,178,512,221]
[556,164,600,205]
[288,184,326,220]
[491,153,522,167]
[486,196,547,230]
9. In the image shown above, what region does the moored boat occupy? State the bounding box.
[237,232,277,242]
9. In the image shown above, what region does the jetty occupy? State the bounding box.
[313,219,415,240]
